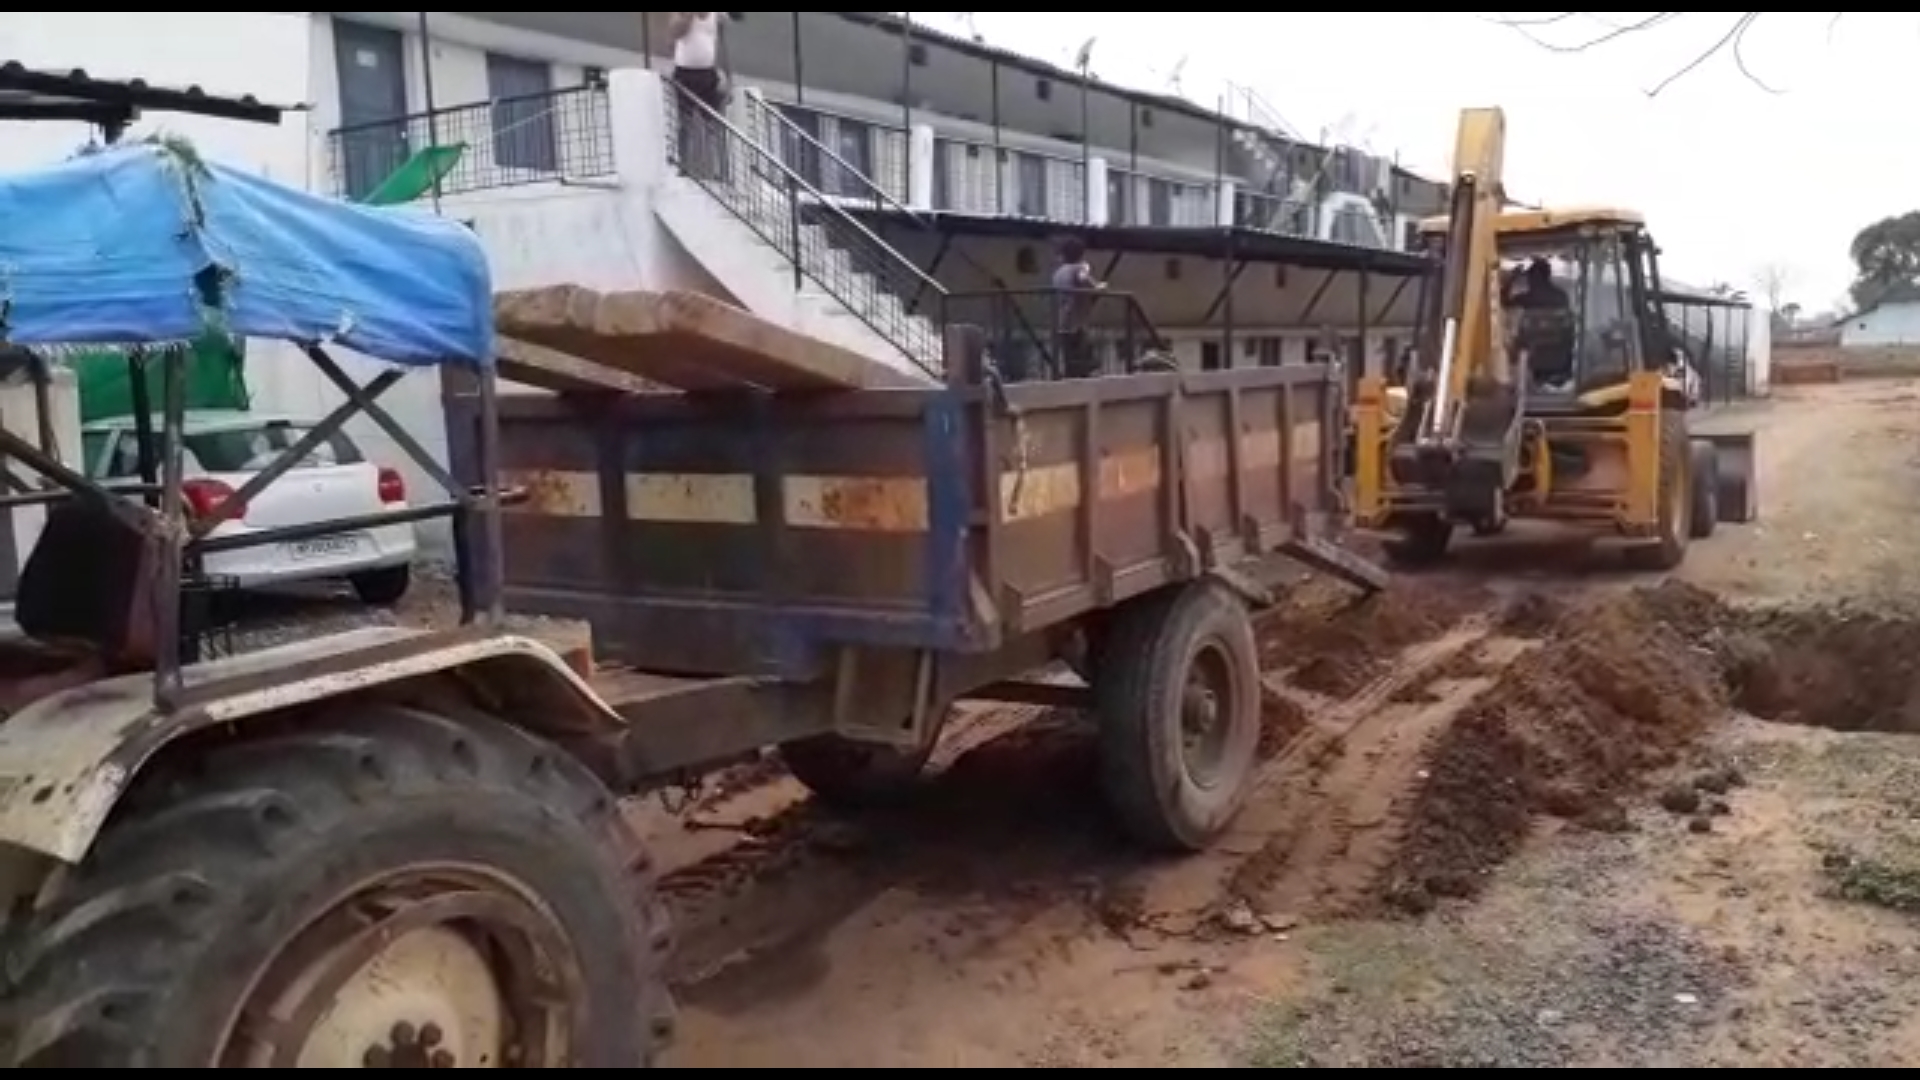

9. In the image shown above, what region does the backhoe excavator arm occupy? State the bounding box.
[1421,107,1510,445]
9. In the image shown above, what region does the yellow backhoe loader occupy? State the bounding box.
[1351,106,1756,568]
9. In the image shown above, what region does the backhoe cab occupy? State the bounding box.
[1351,106,1754,570]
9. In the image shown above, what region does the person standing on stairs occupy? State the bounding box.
[669,12,733,180]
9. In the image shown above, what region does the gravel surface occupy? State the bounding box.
[209,561,462,654]
[1242,721,1920,1068]
[1247,820,1752,1068]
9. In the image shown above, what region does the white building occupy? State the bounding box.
[0,13,1440,488]
[1840,286,1920,347]
[308,11,1447,375]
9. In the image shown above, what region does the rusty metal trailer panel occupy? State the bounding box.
[474,360,1350,683]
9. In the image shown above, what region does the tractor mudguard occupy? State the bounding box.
[0,626,621,865]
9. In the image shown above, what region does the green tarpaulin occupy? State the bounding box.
[73,332,249,422]
[72,143,469,422]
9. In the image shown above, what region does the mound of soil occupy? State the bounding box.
[1259,579,1489,697]
[1381,587,1727,912]
[1497,591,1568,638]
[1633,579,1735,639]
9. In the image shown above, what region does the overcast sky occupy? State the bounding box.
[943,11,1912,312]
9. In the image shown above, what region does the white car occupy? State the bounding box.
[81,410,417,604]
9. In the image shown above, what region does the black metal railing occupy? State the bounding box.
[746,94,917,221]
[1664,303,1754,406]
[748,100,911,204]
[1233,188,1313,237]
[327,85,614,202]
[945,289,1173,382]
[748,97,1112,381]
[662,81,946,376]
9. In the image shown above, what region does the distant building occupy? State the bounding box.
[1840,284,1920,347]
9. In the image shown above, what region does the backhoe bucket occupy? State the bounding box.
[1701,431,1756,523]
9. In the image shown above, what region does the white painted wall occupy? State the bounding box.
[1747,306,1772,396]
[0,368,81,576]
[443,70,919,367]
[1841,301,1920,348]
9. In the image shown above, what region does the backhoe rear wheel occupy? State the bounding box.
[0,704,672,1068]
[1094,581,1261,852]
[1687,439,1719,540]
[1383,512,1453,568]
[1624,410,1692,571]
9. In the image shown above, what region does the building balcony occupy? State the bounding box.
[326,83,614,202]
[927,132,1086,222]
[320,76,1415,253]
[1106,165,1214,228]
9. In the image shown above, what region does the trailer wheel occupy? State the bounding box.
[1687,439,1719,539]
[1624,410,1691,571]
[782,734,936,809]
[1383,512,1453,567]
[0,704,672,1068]
[1094,581,1261,852]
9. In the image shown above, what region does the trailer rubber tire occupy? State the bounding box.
[782,734,936,810]
[0,704,672,1068]
[1383,513,1453,567]
[1624,410,1692,572]
[1687,439,1719,539]
[1094,581,1261,852]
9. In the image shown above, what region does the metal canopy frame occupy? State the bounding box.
[0,62,425,711]
[0,344,505,709]
[0,61,293,143]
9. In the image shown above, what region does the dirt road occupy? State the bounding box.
[645,378,1920,1068]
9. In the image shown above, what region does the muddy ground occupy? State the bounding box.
[600,378,1920,1067]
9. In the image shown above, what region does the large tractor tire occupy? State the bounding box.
[782,733,937,810]
[1624,410,1692,571]
[0,704,672,1068]
[1094,581,1262,852]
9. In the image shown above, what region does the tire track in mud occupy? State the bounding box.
[1132,615,1517,932]
[646,701,1057,985]
[647,579,1748,985]
[1239,627,1514,915]
[642,572,1754,1006]
[640,578,1509,988]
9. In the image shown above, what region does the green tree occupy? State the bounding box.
[1848,211,1920,309]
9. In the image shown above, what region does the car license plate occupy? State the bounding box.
[288,535,361,561]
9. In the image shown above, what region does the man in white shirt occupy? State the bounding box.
[669,12,731,179]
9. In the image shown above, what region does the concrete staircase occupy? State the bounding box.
[649,83,945,384]
[1225,85,1398,250]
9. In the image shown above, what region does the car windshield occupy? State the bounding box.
[81,430,113,476]
[91,421,365,479]
[186,422,365,472]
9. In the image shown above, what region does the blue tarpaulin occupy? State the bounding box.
[0,141,494,367]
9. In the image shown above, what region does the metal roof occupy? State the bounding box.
[832,13,1442,192]
[847,206,1432,277]
[0,61,295,128]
